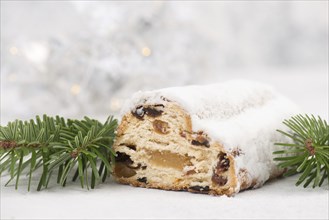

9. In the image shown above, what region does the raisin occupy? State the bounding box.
[115,152,133,164]
[137,177,147,183]
[144,104,164,117]
[153,120,169,134]
[191,137,210,147]
[216,153,230,172]
[212,174,228,186]
[126,144,136,151]
[131,105,145,120]
[141,165,147,170]
[191,132,210,148]
[189,186,210,194]
[131,104,164,119]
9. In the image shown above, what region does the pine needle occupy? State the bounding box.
[274,114,329,188]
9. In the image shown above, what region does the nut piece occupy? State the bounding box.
[153,120,170,134]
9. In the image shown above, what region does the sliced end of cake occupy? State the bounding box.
[112,99,239,196]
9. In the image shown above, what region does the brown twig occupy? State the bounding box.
[0,141,17,149]
[305,138,315,155]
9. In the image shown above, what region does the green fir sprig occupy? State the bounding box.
[0,115,117,191]
[274,114,329,188]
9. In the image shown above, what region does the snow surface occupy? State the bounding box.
[1,175,328,219]
[122,80,300,192]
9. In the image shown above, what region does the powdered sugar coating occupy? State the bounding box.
[121,80,299,192]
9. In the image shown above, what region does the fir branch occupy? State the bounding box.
[274,114,329,188]
[0,115,117,191]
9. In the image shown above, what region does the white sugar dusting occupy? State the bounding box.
[121,80,299,192]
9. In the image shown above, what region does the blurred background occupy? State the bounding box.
[1,1,328,123]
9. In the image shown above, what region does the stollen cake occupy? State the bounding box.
[112,80,299,196]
